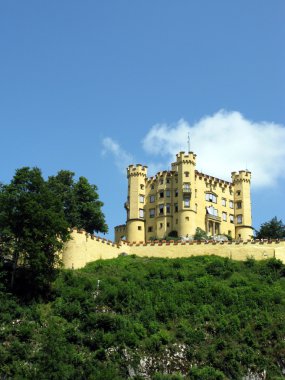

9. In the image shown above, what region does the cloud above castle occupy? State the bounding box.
[102,110,285,188]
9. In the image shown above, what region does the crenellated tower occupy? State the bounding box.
[125,164,147,242]
[115,150,254,243]
[172,151,197,237]
[231,170,253,240]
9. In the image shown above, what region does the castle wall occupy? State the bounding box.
[62,230,285,269]
[62,230,129,269]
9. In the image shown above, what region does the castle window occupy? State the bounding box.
[149,208,155,218]
[236,190,241,196]
[229,200,234,209]
[166,190,171,197]
[148,226,153,232]
[237,214,243,224]
[205,193,217,203]
[139,195,144,203]
[160,178,163,185]
[222,212,227,221]
[184,171,189,177]
[176,219,178,224]
[167,222,170,227]
[185,216,189,221]
[139,209,144,218]
[175,203,178,213]
[151,184,155,190]
[159,223,163,229]
[207,206,218,216]
[183,183,190,191]
[236,201,242,209]
[195,189,197,198]
[159,204,164,215]
[159,191,164,198]
[166,178,170,184]
[184,197,190,208]
[166,204,171,214]
[138,226,142,230]
[140,184,144,190]
[222,198,226,206]
[195,203,198,212]
[175,189,178,197]
[150,195,155,203]
[230,214,234,223]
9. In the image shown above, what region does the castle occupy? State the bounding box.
[61,151,285,270]
[115,151,253,243]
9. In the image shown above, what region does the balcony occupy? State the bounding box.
[206,214,221,222]
[182,187,191,194]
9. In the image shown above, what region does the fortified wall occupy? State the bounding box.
[62,229,285,269]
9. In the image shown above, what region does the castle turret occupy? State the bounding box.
[126,164,147,242]
[172,151,197,237]
[231,170,253,240]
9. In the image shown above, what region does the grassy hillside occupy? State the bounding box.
[0,255,285,379]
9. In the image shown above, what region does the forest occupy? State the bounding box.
[0,254,285,379]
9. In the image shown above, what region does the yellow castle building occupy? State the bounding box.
[115,151,253,243]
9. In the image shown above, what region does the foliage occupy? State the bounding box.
[256,217,285,239]
[193,227,208,241]
[0,167,69,296]
[188,366,225,379]
[47,170,108,234]
[0,255,285,378]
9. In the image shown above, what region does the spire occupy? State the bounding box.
[187,132,190,153]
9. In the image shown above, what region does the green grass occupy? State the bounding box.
[0,255,285,379]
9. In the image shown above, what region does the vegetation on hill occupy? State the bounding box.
[0,255,285,379]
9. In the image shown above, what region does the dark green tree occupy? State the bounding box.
[48,170,108,234]
[0,167,70,294]
[256,217,285,239]
[194,227,208,241]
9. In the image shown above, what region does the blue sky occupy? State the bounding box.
[0,1,284,239]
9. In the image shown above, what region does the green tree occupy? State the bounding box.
[194,227,208,241]
[0,167,70,294]
[48,170,108,234]
[256,217,285,239]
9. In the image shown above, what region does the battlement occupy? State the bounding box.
[126,238,285,247]
[231,170,251,183]
[175,151,197,165]
[127,164,148,177]
[63,229,285,269]
[195,170,232,187]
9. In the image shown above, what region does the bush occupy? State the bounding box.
[194,227,208,241]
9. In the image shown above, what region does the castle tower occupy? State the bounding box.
[126,164,147,242]
[172,152,197,237]
[231,170,253,240]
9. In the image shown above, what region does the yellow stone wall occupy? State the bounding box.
[62,230,128,269]
[62,230,285,269]
[115,151,253,243]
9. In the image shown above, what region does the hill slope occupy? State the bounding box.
[1,255,285,379]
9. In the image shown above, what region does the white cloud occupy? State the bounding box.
[102,137,133,174]
[142,110,285,188]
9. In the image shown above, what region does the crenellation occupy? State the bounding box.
[77,149,269,261]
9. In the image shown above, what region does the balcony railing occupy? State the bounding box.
[182,187,191,193]
[206,214,221,222]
